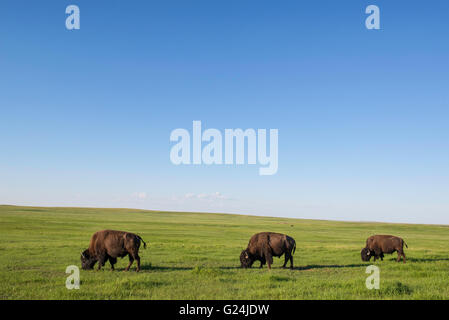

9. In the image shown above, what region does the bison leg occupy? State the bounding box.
[127,249,141,272]
[97,255,106,271]
[374,249,382,261]
[282,253,290,268]
[133,253,141,272]
[267,256,273,270]
[399,250,406,263]
[264,249,273,270]
[109,257,117,271]
[289,255,294,269]
[125,255,134,271]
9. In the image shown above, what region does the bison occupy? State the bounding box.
[361,235,408,263]
[81,230,147,271]
[240,232,296,270]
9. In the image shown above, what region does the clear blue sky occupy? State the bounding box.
[1,1,448,224]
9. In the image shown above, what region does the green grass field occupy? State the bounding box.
[0,205,448,300]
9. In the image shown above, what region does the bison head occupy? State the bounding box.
[240,249,254,268]
[80,249,97,270]
[361,247,372,262]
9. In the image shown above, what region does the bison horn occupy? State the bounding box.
[367,251,370,256]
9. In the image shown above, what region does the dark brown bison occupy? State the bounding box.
[240,232,296,270]
[361,235,408,263]
[81,230,147,271]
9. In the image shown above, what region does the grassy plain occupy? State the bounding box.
[0,205,448,299]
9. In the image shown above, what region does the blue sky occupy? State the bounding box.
[0,1,448,224]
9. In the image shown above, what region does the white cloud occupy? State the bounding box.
[183,192,228,201]
[131,192,147,200]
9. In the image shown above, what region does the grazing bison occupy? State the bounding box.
[240,232,296,270]
[361,235,408,263]
[81,230,147,271]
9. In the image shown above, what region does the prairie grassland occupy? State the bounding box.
[0,205,448,300]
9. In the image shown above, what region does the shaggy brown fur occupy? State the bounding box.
[240,232,296,270]
[361,235,408,263]
[81,230,147,271]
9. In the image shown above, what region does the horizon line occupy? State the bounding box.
[1,203,448,228]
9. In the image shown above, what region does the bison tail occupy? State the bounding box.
[138,236,147,249]
[292,240,296,255]
[404,241,408,249]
